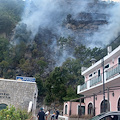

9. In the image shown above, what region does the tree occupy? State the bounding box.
[35,74,45,97]
[45,67,67,103]
[0,60,9,77]
[63,86,79,101]
[0,38,9,62]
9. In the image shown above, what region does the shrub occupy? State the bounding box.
[0,105,29,120]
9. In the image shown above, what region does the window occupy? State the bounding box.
[100,115,119,120]
[117,98,120,111]
[65,105,67,114]
[100,100,110,113]
[89,74,92,77]
[88,103,93,115]
[78,105,85,115]
[118,57,120,64]
[104,64,109,69]
[98,69,100,77]
[0,104,7,111]
[94,71,96,75]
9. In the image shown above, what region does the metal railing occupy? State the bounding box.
[79,63,120,92]
[90,76,102,87]
[106,63,120,80]
[80,82,87,91]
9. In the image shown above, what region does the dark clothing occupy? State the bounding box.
[51,114,55,120]
[55,111,59,119]
[37,111,45,120]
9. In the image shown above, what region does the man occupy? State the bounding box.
[55,110,59,120]
[37,108,45,120]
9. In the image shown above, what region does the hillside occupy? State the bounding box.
[0,0,120,104]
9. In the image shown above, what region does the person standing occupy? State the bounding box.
[51,113,55,120]
[55,110,59,120]
[45,110,50,120]
[37,108,45,120]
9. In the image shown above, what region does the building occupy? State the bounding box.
[77,45,120,116]
[63,101,85,117]
[0,78,38,116]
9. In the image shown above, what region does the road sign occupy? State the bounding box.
[16,76,36,82]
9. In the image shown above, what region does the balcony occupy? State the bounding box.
[80,82,87,91]
[79,75,102,92]
[106,64,120,80]
[78,63,120,93]
[90,76,102,87]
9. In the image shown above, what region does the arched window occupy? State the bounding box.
[100,100,110,113]
[88,103,93,115]
[0,104,7,111]
[117,98,120,111]
[65,105,67,114]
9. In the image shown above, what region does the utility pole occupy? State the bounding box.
[102,58,105,112]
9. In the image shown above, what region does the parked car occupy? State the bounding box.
[90,111,120,120]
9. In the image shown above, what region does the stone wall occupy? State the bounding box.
[0,78,38,113]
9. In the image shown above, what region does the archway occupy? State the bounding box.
[88,103,93,115]
[0,103,8,111]
[117,98,120,111]
[100,100,110,113]
[65,104,67,114]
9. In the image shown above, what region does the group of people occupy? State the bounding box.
[37,107,59,120]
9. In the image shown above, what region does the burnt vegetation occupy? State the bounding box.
[0,0,120,104]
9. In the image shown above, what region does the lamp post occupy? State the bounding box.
[102,58,105,112]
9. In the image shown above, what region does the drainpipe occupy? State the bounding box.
[79,98,82,116]
[93,94,95,116]
[69,102,71,116]
[107,87,110,111]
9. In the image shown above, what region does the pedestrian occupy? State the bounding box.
[51,113,55,120]
[37,107,45,120]
[45,110,50,120]
[55,110,59,120]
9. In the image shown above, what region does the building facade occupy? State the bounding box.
[77,45,120,116]
[63,101,85,117]
[0,78,38,115]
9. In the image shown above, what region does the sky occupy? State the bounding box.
[110,0,120,1]
[22,0,120,2]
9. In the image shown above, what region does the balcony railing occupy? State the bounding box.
[90,76,102,87]
[106,64,120,80]
[78,63,120,93]
[80,82,87,91]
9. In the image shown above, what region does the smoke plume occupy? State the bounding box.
[14,0,120,66]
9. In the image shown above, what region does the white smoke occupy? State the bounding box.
[88,2,120,48]
[19,0,91,66]
[17,0,120,66]
[21,0,90,38]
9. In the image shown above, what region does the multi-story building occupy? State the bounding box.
[77,45,120,116]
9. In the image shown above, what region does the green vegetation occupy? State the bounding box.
[0,106,30,120]
[0,0,24,34]
[0,0,120,105]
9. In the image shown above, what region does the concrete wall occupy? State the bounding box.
[0,78,38,114]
